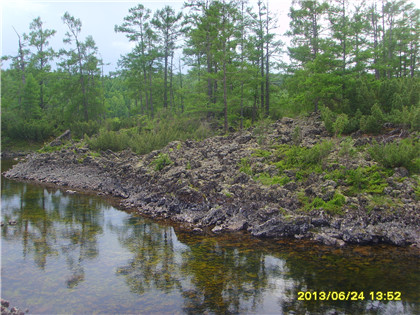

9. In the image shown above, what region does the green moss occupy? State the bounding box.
[300,192,346,215]
[223,190,232,198]
[366,195,401,213]
[252,149,272,158]
[239,157,252,175]
[414,176,420,201]
[255,173,291,186]
[38,145,60,153]
[338,137,357,158]
[90,151,101,158]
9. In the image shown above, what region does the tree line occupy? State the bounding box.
[2,0,419,146]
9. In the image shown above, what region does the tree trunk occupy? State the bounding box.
[265,1,270,117]
[170,52,174,110]
[164,48,168,108]
[178,58,184,113]
[149,64,154,118]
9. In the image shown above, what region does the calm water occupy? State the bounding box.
[1,160,419,315]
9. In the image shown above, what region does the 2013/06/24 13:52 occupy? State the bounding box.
[297,291,402,301]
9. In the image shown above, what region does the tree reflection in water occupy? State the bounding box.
[112,216,276,314]
[2,161,419,314]
[112,214,419,315]
[112,216,182,295]
[1,178,104,289]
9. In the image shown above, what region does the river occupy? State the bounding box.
[1,160,419,314]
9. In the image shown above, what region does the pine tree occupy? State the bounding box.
[61,12,103,122]
[152,6,182,109]
[25,17,56,110]
[22,73,41,120]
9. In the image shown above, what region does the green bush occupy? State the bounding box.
[302,192,346,214]
[70,120,100,139]
[87,130,130,152]
[368,138,420,173]
[333,113,349,137]
[339,137,357,158]
[152,153,172,171]
[239,158,252,175]
[302,140,333,165]
[4,117,55,142]
[343,110,362,134]
[411,106,420,131]
[360,103,384,134]
[86,115,214,155]
[320,106,336,135]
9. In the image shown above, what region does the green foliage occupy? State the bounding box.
[22,73,41,120]
[332,114,349,137]
[2,114,55,142]
[344,165,391,195]
[360,104,385,134]
[292,126,302,145]
[301,141,333,165]
[87,130,130,152]
[2,1,420,150]
[252,119,272,145]
[387,106,420,131]
[320,107,336,135]
[87,115,213,155]
[338,137,357,158]
[299,191,346,215]
[252,149,272,158]
[255,173,290,186]
[70,120,100,139]
[238,158,252,175]
[152,153,172,171]
[368,139,420,173]
[272,141,332,175]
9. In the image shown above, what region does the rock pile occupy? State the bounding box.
[4,113,419,247]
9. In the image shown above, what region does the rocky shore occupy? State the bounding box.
[1,299,27,315]
[3,114,420,248]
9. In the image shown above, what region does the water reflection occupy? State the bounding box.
[2,161,419,314]
[2,178,105,290]
[112,217,182,295]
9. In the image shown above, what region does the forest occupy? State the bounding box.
[1,0,419,154]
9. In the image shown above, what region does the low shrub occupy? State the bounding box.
[360,103,384,134]
[152,153,172,171]
[332,113,349,137]
[87,130,130,152]
[338,137,357,158]
[300,192,346,214]
[302,140,333,165]
[70,120,100,139]
[368,138,420,173]
[320,106,336,135]
[86,115,214,155]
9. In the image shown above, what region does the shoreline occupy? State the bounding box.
[3,115,420,248]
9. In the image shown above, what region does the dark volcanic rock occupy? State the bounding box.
[3,115,420,248]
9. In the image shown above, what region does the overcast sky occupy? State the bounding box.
[1,0,293,74]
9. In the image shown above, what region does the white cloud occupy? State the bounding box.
[2,0,47,14]
[111,40,136,52]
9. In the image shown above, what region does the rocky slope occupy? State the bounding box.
[4,113,420,247]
